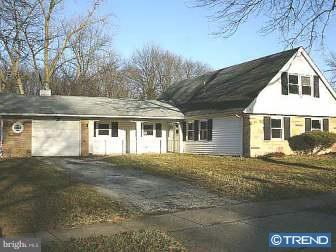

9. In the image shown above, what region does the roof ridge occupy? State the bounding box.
[170,47,301,87]
[160,47,302,112]
[0,93,160,102]
[213,47,300,73]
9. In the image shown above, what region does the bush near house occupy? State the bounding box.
[288,131,336,155]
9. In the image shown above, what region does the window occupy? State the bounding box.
[305,118,326,132]
[288,74,299,94]
[143,123,154,136]
[199,120,208,140]
[12,122,24,134]
[187,122,194,140]
[311,119,322,131]
[301,76,311,95]
[271,118,282,139]
[97,123,109,135]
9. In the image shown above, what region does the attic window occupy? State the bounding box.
[301,76,312,95]
[288,74,299,94]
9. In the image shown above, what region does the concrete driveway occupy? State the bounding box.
[43,157,239,214]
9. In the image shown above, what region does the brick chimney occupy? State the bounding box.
[39,83,51,96]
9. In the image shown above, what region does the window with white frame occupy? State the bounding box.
[288,74,299,94]
[311,119,322,131]
[187,122,194,140]
[199,120,208,140]
[143,123,154,136]
[271,118,283,139]
[97,123,109,135]
[301,76,312,95]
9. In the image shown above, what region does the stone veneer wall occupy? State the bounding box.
[244,115,336,157]
[2,119,32,158]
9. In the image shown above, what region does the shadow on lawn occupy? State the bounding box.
[0,158,78,235]
[259,157,335,172]
[241,175,324,201]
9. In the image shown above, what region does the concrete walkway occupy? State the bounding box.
[21,192,336,252]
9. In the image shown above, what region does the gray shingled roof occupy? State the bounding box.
[160,47,300,113]
[0,94,184,119]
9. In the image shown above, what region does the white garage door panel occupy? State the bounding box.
[32,120,80,156]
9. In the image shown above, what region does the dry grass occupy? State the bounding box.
[0,158,132,236]
[44,230,186,252]
[106,153,336,201]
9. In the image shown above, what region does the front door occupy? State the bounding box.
[167,123,180,153]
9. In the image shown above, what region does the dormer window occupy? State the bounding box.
[301,76,311,95]
[288,74,299,94]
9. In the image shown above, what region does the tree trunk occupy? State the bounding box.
[12,60,24,95]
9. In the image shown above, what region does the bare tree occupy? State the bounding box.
[327,52,336,87]
[35,0,106,89]
[95,53,130,98]
[0,0,125,97]
[69,25,111,82]
[126,45,159,99]
[0,0,39,94]
[126,44,211,99]
[194,0,336,49]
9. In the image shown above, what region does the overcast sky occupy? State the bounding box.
[70,0,335,75]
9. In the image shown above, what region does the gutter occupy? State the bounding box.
[0,113,185,120]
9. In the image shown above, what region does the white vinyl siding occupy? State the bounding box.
[183,117,242,155]
[32,120,80,156]
[89,120,168,155]
[137,121,167,154]
[91,121,134,155]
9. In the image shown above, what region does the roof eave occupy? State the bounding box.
[0,113,185,120]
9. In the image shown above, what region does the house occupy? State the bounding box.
[160,47,336,156]
[0,95,184,157]
[0,47,335,158]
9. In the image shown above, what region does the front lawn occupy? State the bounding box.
[0,158,131,236]
[107,154,336,201]
[44,230,186,252]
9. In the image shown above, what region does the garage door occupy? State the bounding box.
[32,120,80,156]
